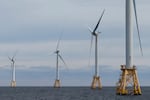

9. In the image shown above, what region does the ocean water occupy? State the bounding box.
[0,87,149,100]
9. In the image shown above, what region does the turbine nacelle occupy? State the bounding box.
[92,32,99,36]
[9,58,15,64]
[55,50,60,54]
[8,57,16,65]
[88,27,101,36]
[94,32,101,36]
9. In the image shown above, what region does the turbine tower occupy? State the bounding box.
[116,0,142,95]
[53,34,67,88]
[8,53,17,87]
[88,10,105,89]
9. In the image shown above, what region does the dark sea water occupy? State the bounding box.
[0,87,149,100]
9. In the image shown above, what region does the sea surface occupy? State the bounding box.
[0,87,149,100]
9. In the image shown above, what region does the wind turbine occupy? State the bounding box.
[116,0,142,95]
[88,9,105,89]
[8,52,17,87]
[53,34,67,88]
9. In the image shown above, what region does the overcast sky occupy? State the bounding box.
[0,0,150,86]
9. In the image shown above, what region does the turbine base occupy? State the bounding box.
[116,65,142,95]
[91,76,102,89]
[54,79,61,88]
[11,81,16,87]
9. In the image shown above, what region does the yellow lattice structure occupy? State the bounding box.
[11,81,16,87]
[116,65,142,95]
[54,80,61,88]
[91,76,102,89]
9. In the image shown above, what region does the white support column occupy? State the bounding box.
[95,35,99,77]
[56,53,59,80]
[13,63,15,81]
[126,0,133,68]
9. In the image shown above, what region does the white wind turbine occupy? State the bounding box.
[8,52,17,87]
[88,9,105,89]
[53,34,67,88]
[116,0,142,95]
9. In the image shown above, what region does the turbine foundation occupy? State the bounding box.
[11,81,16,87]
[116,65,141,95]
[91,76,102,89]
[54,79,61,88]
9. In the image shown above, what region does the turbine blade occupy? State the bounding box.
[88,35,94,68]
[93,9,105,33]
[88,27,93,33]
[56,33,63,51]
[58,54,68,69]
[12,51,18,60]
[8,56,12,61]
[133,0,143,56]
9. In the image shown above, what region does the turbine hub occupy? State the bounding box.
[55,50,60,54]
[92,32,97,36]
